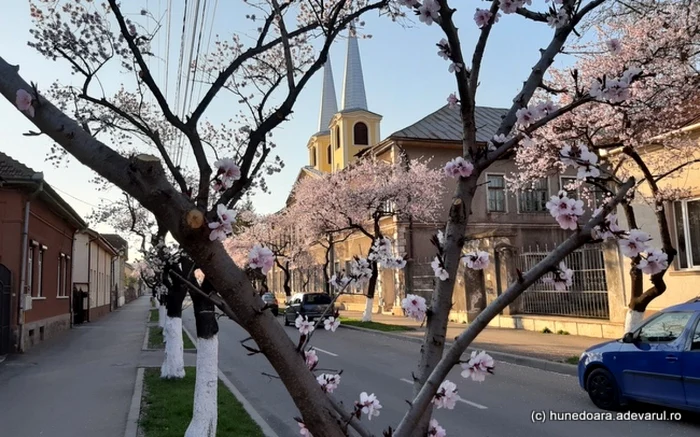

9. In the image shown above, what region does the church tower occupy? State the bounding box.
[329,25,382,171]
[307,58,337,173]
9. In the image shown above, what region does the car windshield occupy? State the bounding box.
[303,294,331,304]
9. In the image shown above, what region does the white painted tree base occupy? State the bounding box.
[624,310,644,333]
[185,336,219,437]
[361,297,374,322]
[158,305,166,328]
[161,316,186,379]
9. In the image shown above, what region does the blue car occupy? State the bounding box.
[578,298,700,412]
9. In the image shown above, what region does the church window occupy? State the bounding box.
[310,146,317,166]
[354,122,369,145]
[335,126,341,149]
[327,145,332,165]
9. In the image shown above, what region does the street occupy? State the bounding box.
[182,309,700,437]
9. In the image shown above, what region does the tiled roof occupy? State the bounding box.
[389,105,508,143]
[0,151,38,180]
[101,234,128,252]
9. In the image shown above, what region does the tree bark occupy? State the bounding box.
[361,261,379,322]
[161,266,188,379]
[323,238,333,295]
[185,279,220,437]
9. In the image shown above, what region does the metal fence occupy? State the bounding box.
[411,257,437,299]
[515,244,609,319]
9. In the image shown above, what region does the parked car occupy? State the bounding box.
[578,298,700,413]
[283,292,334,326]
[261,292,279,316]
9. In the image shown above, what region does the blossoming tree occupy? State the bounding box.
[290,156,445,321]
[512,0,700,332]
[0,0,660,436]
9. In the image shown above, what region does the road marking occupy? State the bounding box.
[399,378,488,409]
[313,347,338,357]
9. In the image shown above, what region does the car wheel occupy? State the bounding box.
[586,368,621,411]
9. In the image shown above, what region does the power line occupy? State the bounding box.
[51,185,102,209]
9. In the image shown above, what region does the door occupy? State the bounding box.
[682,315,700,408]
[618,311,694,406]
[0,264,11,355]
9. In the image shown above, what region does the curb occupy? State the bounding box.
[124,367,145,437]
[338,324,579,377]
[181,326,280,437]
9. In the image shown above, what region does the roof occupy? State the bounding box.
[101,234,129,253]
[85,228,119,256]
[0,151,87,230]
[389,105,508,143]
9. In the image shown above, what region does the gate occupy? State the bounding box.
[0,264,11,355]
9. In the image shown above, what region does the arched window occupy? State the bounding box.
[353,122,369,145]
[327,144,332,164]
[335,126,341,149]
[310,146,317,166]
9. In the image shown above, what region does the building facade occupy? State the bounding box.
[101,234,129,307]
[0,152,87,353]
[72,229,119,323]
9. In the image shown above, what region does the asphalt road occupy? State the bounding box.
[182,309,700,437]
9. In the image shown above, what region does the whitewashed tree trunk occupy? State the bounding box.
[185,335,219,437]
[161,316,186,379]
[624,309,644,333]
[361,297,373,322]
[158,304,166,328]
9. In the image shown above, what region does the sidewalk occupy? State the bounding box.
[340,310,605,363]
[0,296,153,437]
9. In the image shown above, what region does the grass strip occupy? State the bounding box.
[148,326,196,349]
[339,317,415,332]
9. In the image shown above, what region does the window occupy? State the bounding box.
[519,178,548,213]
[637,311,694,343]
[691,319,700,351]
[303,294,332,304]
[673,199,700,269]
[335,126,341,149]
[310,146,317,167]
[37,247,44,297]
[560,176,579,199]
[27,246,34,296]
[327,144,332,165]
[58,254,68,298]
[486,174,506,212]
[353,122,369,145]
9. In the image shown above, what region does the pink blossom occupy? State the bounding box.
[16,89,35,117]
[448,62,463,73]
[298,421,312,437]
[428,419,447,437]
[516,106,541,127]
[296,315,315,336]
[208,221,231,241]
[304,349,318,370]
[461,350,494,382]
[357,392,382,420]
[402,294,427,321]
[499,0,529,14]
[323,316,340,332]
[474,9,494,28]
[592,208,622,240]
[638,249,668,275]
[462,251,489,270]
[432,380,459,409]
[447,93,459,109]
[546,192,584,230]
[316,373,341,393]
[619,229,652,258]
[437,38,450,60]
[417,0,440,25]
[216,203,237,225]
[214,158,241,187]
[547,8,569,28]
[542,262,574,291]
[444,156,474,178]
[535,100,558,115]
[248,244,275,274]
[431,257,449,281]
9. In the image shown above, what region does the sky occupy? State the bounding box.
[0,1,576,261]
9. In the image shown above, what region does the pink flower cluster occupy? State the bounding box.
[591,207,622,240]
[589,67,641,103]
[428,419,447,437]
[619,229,652,258]
[316,373,341,393]
[432,380,459,409]
[516,100,558,128]
[304,349,318,370]
[296,315,315,336]
[209,203,238,241]
[356,392,382,420]
[462,251,490,270]
[444,156,474,179]
[16,89,35,118]
[431,256,449,281]
[461,350,495,382]
[547,8,569,28]
[401,293,427,321]
[499,0,531,14]
[560,144,600,179]
[474,8,500,28]
[542,262,574,291]
[248,244,275,274]
[212,158,241,192]
[638,249,669,275]
[323,316,340,332]
[545,191,584,230]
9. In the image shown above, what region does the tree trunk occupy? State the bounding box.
[410,177,479,436]
[323,236,333,294]
[161,275,187,379]
[362,261,379,322]
[185,280,220,437]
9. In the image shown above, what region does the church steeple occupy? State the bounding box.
[317,58,338,134]
[340,25,368,112]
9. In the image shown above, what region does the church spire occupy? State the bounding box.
[340,24,368,111]
[317,58,338,134]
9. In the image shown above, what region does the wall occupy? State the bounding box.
[308,133,333,173]
[88,239,113,320]
[0,188,24,349]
